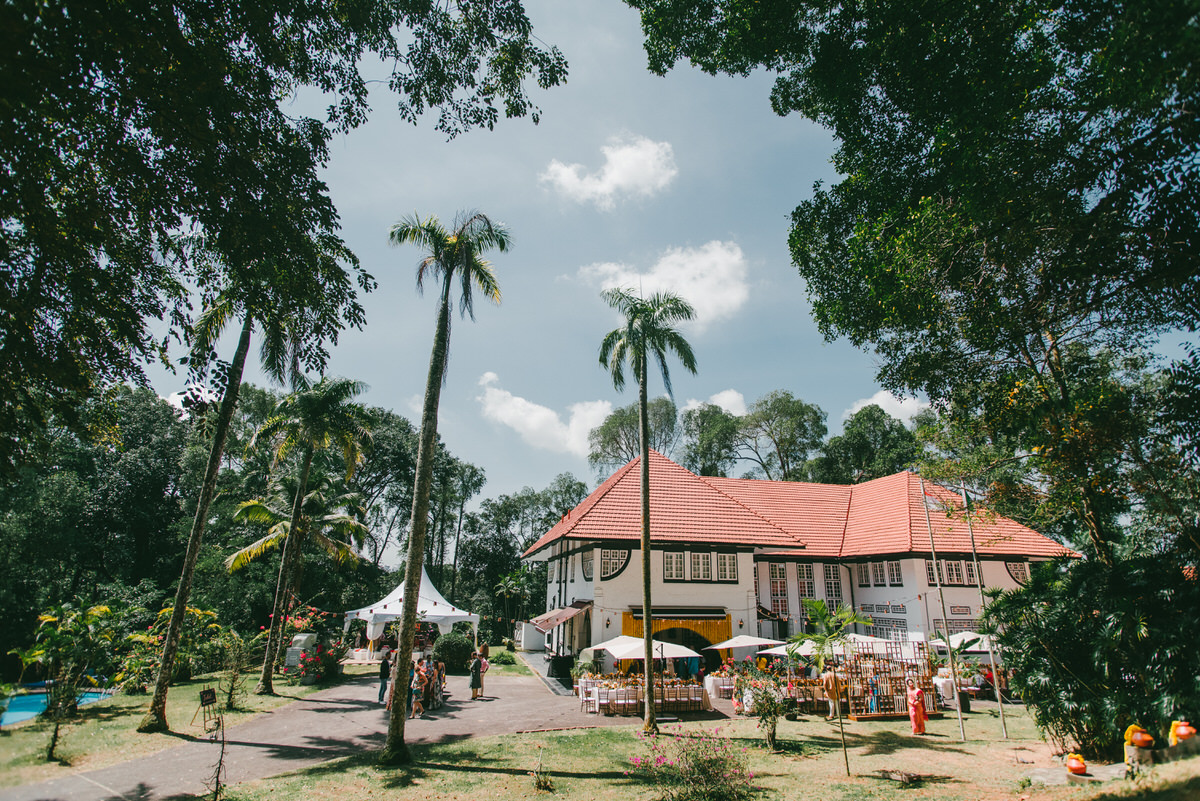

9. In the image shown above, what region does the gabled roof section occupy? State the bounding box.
[840,472,1075,559]
[701,475,851,558]
[521,450,801,558]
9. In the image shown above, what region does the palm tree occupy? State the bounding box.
[598,288,697,734]
[381,210,510,764]
[226,473,369,575]
[788,599,872,776]
[251,376,371,694]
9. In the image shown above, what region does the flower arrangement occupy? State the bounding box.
[1124,724,1155,749]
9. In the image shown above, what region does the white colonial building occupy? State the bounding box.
[522,451,1071,667]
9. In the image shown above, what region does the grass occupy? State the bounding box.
[217,701,1199,801]
[0,666,369,787]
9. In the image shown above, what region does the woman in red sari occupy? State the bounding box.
[906,678,927,735]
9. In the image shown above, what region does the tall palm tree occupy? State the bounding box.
[381,210,510,764]
[598,288,697,734]
[251,376,371,694]
[788,599,872,776]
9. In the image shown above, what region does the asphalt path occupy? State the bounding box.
[0,665,673,801]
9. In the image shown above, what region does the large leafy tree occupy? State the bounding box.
[680,402,739,477]
[735,390,826,481]
[247,376,371,695]
[0,0,568,476]
[587,397,681,474]
[812,404,918,485]
[626,0,1198,564]
[382,210,510,764]
[599,288,697,734]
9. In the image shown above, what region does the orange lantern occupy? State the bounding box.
[1125,724,1155,749]
[1170,721,1196,746]
[1065,753,1087,775]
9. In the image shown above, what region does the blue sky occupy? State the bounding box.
[154,3,926,498]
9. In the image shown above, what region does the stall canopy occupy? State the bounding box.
[343,568,478,641]
[531,600,592,634]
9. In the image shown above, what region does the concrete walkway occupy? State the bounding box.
[0,668,668,801]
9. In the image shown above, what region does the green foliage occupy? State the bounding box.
[812,404,917,484]
[628,726,755,801]
[431,632,474,675]
[588,398,681,473]
[489,649,516,665]
[0,0,567,474]
[735,671,788,750]
[736,390,826,481]
[681,403,739,477]
[985,555,1200,760]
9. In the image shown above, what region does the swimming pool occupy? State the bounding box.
[1,691,111,727]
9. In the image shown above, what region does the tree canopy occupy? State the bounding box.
[0,0,567,475]
[588,397,680,474]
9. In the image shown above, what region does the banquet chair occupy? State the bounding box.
[616,687,638,716]
[690,683,703,712]
[579,678,597,713]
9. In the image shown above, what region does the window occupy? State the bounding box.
[857,563,871,587]
[887,560,903,586]
[962,559,976,586]
[770,563,789,616]
[824,564,842,603]
[1006,561,1030,585]
[871,561,887,586]
[600,549,629,580]
[944,560,964,585]
[925,559,945,585]
[581,549,594,581]
[797,564,815,598]
[865,617,909,640]
[569,554,576,582]
[664,551,685,580]
[717,553,737,582]
[548,560,556,582]
[932,618,980,634]
[691,552,712,581]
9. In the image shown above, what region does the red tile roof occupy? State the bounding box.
[524,452,1074,560]
[522,451,800,557]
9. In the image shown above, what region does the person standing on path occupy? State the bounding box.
[478,642,489,697]
[469,652,483,700]
[906,678,927,735]
[378,653,392,704]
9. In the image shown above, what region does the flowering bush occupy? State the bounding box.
[733,671,788,750]
[628,726,755,801]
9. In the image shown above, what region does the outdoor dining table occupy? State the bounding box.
[585,681,713,714]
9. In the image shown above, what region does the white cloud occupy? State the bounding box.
[580,240,749,332]
[540,135,677,210]
[477,373,612,458]
[682,389,747,417]
[843,390,928,424]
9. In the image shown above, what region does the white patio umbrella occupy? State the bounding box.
[951,631,999,652]
[705,635,783,650]
[603,637,702,660]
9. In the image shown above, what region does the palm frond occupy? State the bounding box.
[224,529,288,572]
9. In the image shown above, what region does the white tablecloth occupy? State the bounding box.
[933,677,956,703]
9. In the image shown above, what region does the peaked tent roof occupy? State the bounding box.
[525,452,1073,560]
[344,568,478,635]
[522,450,801,557]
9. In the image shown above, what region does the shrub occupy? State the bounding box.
[431,631,473,674]
[628,726,755,801]
[490,649,516,665]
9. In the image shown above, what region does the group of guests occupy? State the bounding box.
[378,653,448,718]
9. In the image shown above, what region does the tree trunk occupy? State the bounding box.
[138,317,252,733]
[638,362,657,734]
[381,287,452,765]
[256,446,314,695]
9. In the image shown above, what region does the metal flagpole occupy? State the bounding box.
[920,475,967,742]
[960,484,1008,738]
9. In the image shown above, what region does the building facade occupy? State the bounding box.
[522,451,1071,664]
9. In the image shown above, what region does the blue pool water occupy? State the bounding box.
[1,691,111,727]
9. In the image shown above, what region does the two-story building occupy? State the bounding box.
[522,451,1072,666]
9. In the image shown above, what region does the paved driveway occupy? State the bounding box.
[0,670,668,801]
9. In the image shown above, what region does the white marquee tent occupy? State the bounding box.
[343,568,478,642]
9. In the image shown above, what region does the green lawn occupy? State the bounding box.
[0,667,368,787]
[219,703,1200,801]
